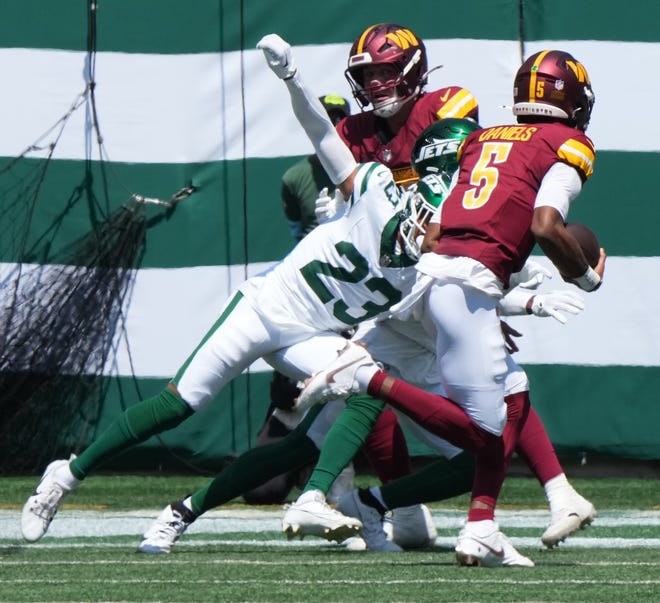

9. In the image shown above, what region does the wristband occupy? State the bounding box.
[525,296,534,314]
[574,266,601,292]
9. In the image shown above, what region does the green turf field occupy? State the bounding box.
[1,475,658,602]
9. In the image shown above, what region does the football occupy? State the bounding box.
[565,222,600,268]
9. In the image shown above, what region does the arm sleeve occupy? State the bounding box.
[284,74,357,185]
[534,162,583,221]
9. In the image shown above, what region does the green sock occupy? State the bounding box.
[304,395,384,495]
[190,407,321,515]
[380,451,475,509]
[69,387,193,480]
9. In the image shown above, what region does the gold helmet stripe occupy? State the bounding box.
[528,50,551,105]
[356,25,378,54]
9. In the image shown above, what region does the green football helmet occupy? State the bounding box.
[400,174,451,260]
[401,118,481,260]
[410,117,481,179]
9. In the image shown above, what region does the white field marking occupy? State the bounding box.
[3,508,659,547]
[1,558,660,567]
[4,536,660,551]
[3,578,660,587]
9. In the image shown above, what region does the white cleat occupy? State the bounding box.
[21,457,77,542]
[282,490,362,543]
[337,490,402,552]
[455,520,534,568]
[295,341,376,411]
[385,504,438,550]
[542,496,597,548]
[138,500,196,554]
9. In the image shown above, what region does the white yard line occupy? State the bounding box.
[2,508,660,549]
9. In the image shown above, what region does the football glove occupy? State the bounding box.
[257,34,297,80]
[314,187,346,224]
[509,259,552,289]
[530,290,585,324]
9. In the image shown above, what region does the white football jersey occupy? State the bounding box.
[245,162,417,333]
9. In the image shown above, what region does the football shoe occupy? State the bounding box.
[138,499,196,554]
[337,490,402,552]
[21,457,79,542]
[282,490,362,543]
[542,494,597,548]
[455,520,534,568]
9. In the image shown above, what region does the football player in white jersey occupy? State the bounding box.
[20,33,440,545]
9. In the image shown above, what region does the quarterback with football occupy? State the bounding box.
[296,49,606,567]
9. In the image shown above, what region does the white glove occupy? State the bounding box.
[530,290,585,324]
[509,259,552,289]
[257,34,297,80]
[314,187,346,224]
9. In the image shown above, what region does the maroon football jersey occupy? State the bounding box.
[435,122,595,285]
[337,87,479,187]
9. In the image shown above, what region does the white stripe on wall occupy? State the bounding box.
[2,256,657,378]
[1,40,659,163]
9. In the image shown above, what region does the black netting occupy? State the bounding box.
[0,158,147,473]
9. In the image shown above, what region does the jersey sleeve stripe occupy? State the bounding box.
[355,162,380,197]
[557,139,595,179]
[435,89,479,119]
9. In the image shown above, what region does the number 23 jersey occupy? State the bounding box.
[246,162,417,333]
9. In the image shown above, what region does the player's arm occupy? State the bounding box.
[531,163,605,291]
[258,34,357,199]
[532,206,605,291]
[420,206,442,253]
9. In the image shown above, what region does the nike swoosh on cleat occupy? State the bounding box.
[484,544,505,557]
[464,539,504,558]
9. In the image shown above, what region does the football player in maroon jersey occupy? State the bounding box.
[297,50,606,567]
[337,23,479,188]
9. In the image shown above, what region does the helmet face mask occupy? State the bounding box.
[513,50,595,131]
[399,176,450,260]
[345,23,427,118]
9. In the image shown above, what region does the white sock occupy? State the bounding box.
[298,489,324,504]
[54,461,81,490]
[466,518,497,533]
[544,473,574,509]
[355,363,379,390]
[182,497,194,512]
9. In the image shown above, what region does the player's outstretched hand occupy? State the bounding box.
[257,34,297,80]
[530,290,585,324]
